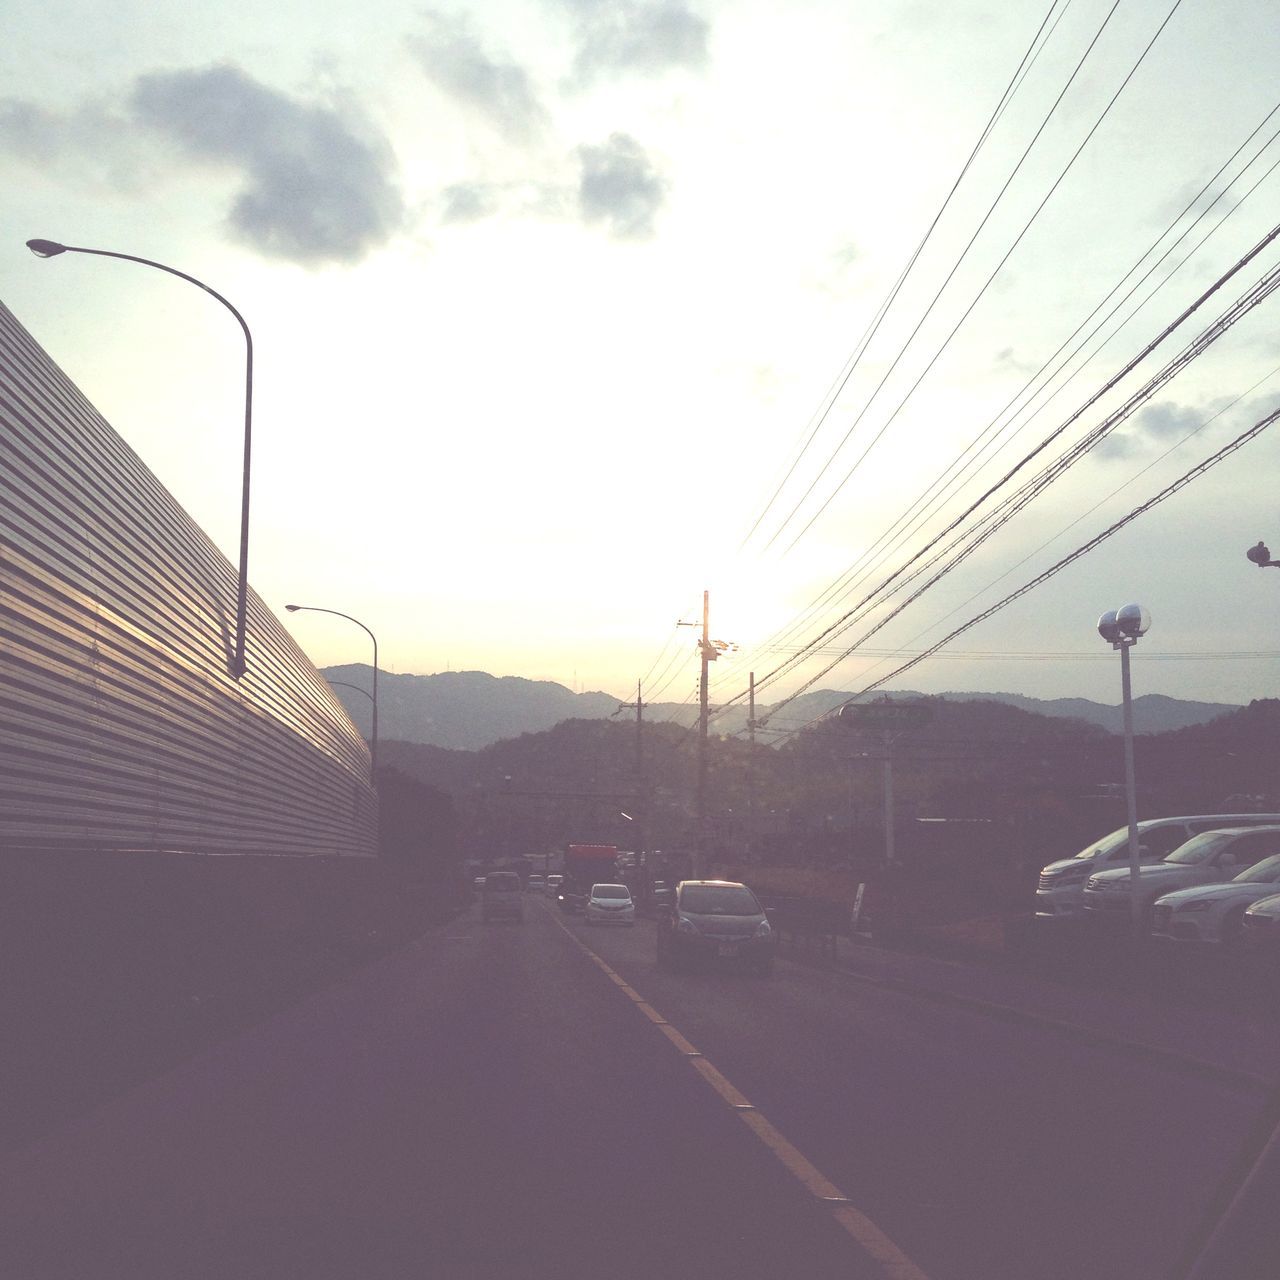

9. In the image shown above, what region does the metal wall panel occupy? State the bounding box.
[0,300,377,856]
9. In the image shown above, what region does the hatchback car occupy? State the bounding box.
[585,883,635,925]
[480,871,524,923]
[527,874,545,894]
[657,880,774,975]
[545,874,564,897]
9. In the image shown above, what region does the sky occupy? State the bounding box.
[5,0,1280,715]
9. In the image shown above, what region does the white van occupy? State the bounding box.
[1034,814,1280,918]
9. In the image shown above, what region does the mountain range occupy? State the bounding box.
[321,666,1241,751]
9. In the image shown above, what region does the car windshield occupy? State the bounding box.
[592,885,630,899]
[1072,829,1133,860]
[680,885,761,915]
[1163,833,1234,865]
[1233,854,1280,883]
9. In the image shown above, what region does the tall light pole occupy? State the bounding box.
[1097,603,1151,930]
[27,238,254,679]
[285,604,378,781]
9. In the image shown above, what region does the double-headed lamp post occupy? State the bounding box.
[285,605,378,782]
[1097,603,1152,929]
[26,238,254,679]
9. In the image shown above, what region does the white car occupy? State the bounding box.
[527,874,545,894]
[1083,826,1280,924]
[545,874,564,897]
[1151,854,1280,944]
[1242,893,1280,950]
[584,883,635,925]
[1035,814,1280,919]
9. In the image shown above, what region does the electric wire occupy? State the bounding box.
[739,0,1071,550]
[748,108,1280,671]
[721,220,1280,712]
[765,401,1280,744]
[763,256,1280,711]
[774,0,1188,556]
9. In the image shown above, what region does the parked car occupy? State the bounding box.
[1242,893,1280,951]
[584,883,635,925]
[1151,855,1280,944]
[545,874,564,897]
[656,880,775,976]
[527,874,545,894]
[480,871,524,923]
[1035,814,1280,919]
[1083,826,1280,925]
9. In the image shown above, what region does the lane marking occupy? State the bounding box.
[544,902,931,1280]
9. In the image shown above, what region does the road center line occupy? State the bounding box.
[545,904,932,1280]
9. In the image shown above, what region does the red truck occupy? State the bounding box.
[558,843,619,912]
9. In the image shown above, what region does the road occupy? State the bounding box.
[0,894,1269,1280]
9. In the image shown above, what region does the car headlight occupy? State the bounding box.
[1175,901,1210,912]
[676,915,699,935]
[754,919,772,938]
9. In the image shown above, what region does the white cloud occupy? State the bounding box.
[129,64,405,266]
[560,0,710,83]
[407,12,550,144]
[576,132,668,239]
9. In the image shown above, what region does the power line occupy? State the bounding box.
[768,400,1280,742]
[726,221,1280,712]
[749,107,1280,672]
[775,0,1189,556]
[738,0,1071,550]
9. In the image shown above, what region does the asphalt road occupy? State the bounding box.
[0,894,1269,1280]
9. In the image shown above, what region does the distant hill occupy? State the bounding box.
[322,666,1241,750]
[322,667,620,752]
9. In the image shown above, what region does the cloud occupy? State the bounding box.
[407,12,549,143]
[1093,400,1209,461]
[560,0,710,83]
[576,132,668,239]
[0,96,149,189]
[131,64,404,265]
[440,182,501,225]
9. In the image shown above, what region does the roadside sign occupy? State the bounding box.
[838,698,934,730]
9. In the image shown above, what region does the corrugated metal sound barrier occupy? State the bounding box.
[1,299,377,856]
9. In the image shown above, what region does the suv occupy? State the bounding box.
[481,871,524,923]
[1082,826,1280,926]
[1035,814,1280,919]
[657,880,775,976]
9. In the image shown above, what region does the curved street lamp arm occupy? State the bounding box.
[285,604,378,781]
[28,239,254,680]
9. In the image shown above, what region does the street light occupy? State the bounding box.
[27,237,255,679]
[285,604,378,781]
[1097,603,1152,930]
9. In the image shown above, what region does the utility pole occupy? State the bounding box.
[678,591,735,880]
[747,672,757,864]
[616,679,647,885]
[696,590,710,878]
